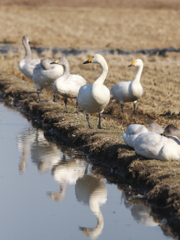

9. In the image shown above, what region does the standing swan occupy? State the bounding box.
[32,57,64,101]
[110,59,144,114]
[77,54,110,129]
[18,35,40,79]
[51,56,87,112]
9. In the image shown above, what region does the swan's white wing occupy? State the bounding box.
[123,124,148,148]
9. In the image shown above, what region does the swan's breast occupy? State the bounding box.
[111,81,143,102]
[131,81,143,99]
[92,85,110,105]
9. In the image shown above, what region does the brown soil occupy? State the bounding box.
[0,0,180,238]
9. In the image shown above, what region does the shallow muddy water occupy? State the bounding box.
[0,102,173,240]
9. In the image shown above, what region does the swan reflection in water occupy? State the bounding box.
[17,127,62,173]
[48,158,87,202]
[75,175,107,239]
[120,189,159,227]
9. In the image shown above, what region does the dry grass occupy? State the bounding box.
[0,6,180,51]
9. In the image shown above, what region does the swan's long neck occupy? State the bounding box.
[23,38,31,62]
[59,181,67,200]
[134,64,143,82]
[19,146,29,172]
[61,62,70,80]
[50,181,67,202]
[89,200,104,236]
[94,60,108,86]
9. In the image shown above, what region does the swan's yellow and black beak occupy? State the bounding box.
[79,227,89,236]
[161,130,165,136]
[83,229,89,236]
[83,56,93,64]
[128,60,137,67]
[50,59,59,64]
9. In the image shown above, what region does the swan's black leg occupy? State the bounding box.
[37,89,42,102]
[121,103,124,113]
[86,113,92,129]
[64,99,68,113]
[74,99,79,114]
[98,112,105,129]
[53,93,57,102]
[133,101,137,114]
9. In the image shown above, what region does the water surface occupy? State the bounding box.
[0,103,173,240]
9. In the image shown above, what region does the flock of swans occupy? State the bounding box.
[18,35,180,161]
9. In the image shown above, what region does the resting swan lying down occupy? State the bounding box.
[133,131,180,161]
[123,123,180,161]
[51,56,87,113]
[110,59,144,114]
[77,54,110,129]
[18,35,40,79]
[122,121,163,148]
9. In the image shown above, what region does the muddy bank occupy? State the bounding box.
[0,70,180,238]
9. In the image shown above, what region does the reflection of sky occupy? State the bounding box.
[0,103,172,240]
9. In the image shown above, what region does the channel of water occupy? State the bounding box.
[0,102,173,240]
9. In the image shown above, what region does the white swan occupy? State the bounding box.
[18,35,40,79]
[131,203,159,227]
[75,175,107,239]
[17,127,61,173]
[17,127,37,172]
[122,124,148,148]
[51,56,87,112]
[48,159,87,202]
[122,121,164,148]
[121,192,159,227]
[133,131,180,161]
[30,129,62,173]
[77,54,110,129]
[110,59,144,114]
[32,56,64,100]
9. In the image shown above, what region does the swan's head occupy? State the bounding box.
[79,227,89,236]
[50,56,68,65]
[47,192,63,202]
[41,57,53,70]
[146,121,163,133]
[83,54,105,64]
[128,59,143,67]
[22,35,29,43]
[162,124,180,137]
